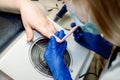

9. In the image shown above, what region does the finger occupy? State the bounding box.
[71,22,80,34]
[54,31,60,37]
[47,36,56,49]
[24,25,33,42]
[74,33,83,41]
[48,20,57,32]
[73,27,83,35]
[58,30,65,39]
[45,20,57,38]
[34,23,55,39]
[77,26,83,32]
[58,41,67,57]
[71,22,76,28]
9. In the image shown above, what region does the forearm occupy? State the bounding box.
[0,0,30,13]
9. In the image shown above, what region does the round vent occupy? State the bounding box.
[29,38,71,77]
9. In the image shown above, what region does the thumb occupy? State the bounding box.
[71,22,83,33]
[47,36,57,49]
[71,22,83,34]
[71,22,76,28]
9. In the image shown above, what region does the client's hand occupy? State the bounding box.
[19,0,56,42]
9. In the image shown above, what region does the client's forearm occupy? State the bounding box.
[0,0,30,13]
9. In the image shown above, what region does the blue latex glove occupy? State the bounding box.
[44,30,72,80]
[71,22,113,59]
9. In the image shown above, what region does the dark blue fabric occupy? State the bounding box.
[0,12,24,53]
[57,5,67,18]
[71,22,113,59]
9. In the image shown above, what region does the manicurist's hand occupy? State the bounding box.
[44,30,72,80]
[71,22,113,59]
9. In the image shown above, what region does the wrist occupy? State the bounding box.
[0,0,29,13]
[53,71,72,80]
[19,0,31,13]
[52,64,72,80]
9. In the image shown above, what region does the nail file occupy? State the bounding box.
[54,26,78,43]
